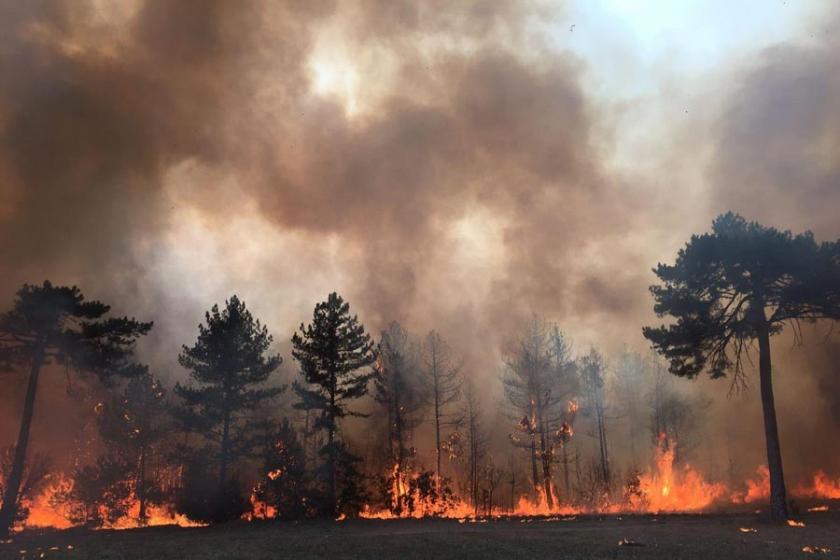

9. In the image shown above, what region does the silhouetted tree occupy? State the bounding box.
[613,348,646,466]
[52,455,133,528]
[422,331,462,487]
[254,417,310,520]
[460,380,486,516]
[643,213,840,520]
[98,372,170,524]
[0,281,152,537]
[580,347,610,488]
[373,322,427,514]
[175,295,283,522]
[0,449,50,528]
[291,293,376,517]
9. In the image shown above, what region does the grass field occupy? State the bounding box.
[3,510,839,560]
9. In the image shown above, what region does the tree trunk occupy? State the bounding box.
[0,341,44,538]
[434,379,442,489]
[539,426,554,509]
[393,377,404,514]
[595,394,610,486]
[219,408,231,488]
[509,466,516,512]
[327,376,337,517]
[562,441,571,499]
[137,445,147,525]
[757,323,789,520]
[529,437,540,496]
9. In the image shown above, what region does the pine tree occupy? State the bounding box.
[644,213,840,519]
[291,293,376,517]
[175,295,284,522]
[0,281,152,537]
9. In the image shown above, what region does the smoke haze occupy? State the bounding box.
[1,1,839,485]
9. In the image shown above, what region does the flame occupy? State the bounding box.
[802,545,832,554]
[5,435,840,530]
[627,435,727,513]
[731,465,770,504]
[360,464,476,519]
[796,471,840,499]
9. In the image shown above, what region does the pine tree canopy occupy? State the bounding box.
[643,212,840,383]
[291,292,377,427]
[176,295,284,444]
[0,281,152,379]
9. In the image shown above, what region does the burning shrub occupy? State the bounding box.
[174,461,250,524]
[0,448,52,528]
[51,455,133,527]
[253,418,314,520]
[335,446,371,519]
[380,468,459,517]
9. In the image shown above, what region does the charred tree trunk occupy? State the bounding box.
[757,321,789,520]
[529,436,540,495]
[509,466,516,512]
[0,341,44,538]
[433,378,442,488]
[538,416,554,509]
[393,380,405,514]
[595,393,610,487]
[327,374,337,517]
[137,444,148,525]
[219,407,231,488]
[561,441,571,499]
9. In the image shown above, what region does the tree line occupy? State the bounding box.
[1,213,838,534]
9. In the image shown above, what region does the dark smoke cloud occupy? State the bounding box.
[1,0,838,484]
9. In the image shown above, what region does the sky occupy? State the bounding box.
[1,0,839,477]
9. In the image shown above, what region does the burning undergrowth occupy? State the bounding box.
[6,432,840,531]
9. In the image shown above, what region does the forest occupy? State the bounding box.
[2,213,840,538]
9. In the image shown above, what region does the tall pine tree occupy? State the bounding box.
[292,293,376,517]
[175,296,284,522]
[0,281,151,537]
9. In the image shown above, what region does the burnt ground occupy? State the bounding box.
[2,510,839,560]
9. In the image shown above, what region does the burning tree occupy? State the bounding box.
[421,331,462,488]
[254,417,311,520]
[291,292,377,518]
[175,295,284,523]
[502,317,575,509]
[0,281,152,537]
[97,372,171,524]
[52,455,133,528]
[373,322,427,515]
[0,449,51,529]
[643,213,840,519]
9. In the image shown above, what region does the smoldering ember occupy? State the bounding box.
[1,3,840,560]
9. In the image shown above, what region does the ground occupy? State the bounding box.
[3,510,839,560]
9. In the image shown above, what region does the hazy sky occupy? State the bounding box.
[0,0,838,431]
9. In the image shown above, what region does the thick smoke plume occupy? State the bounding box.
[1,1,839,484]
